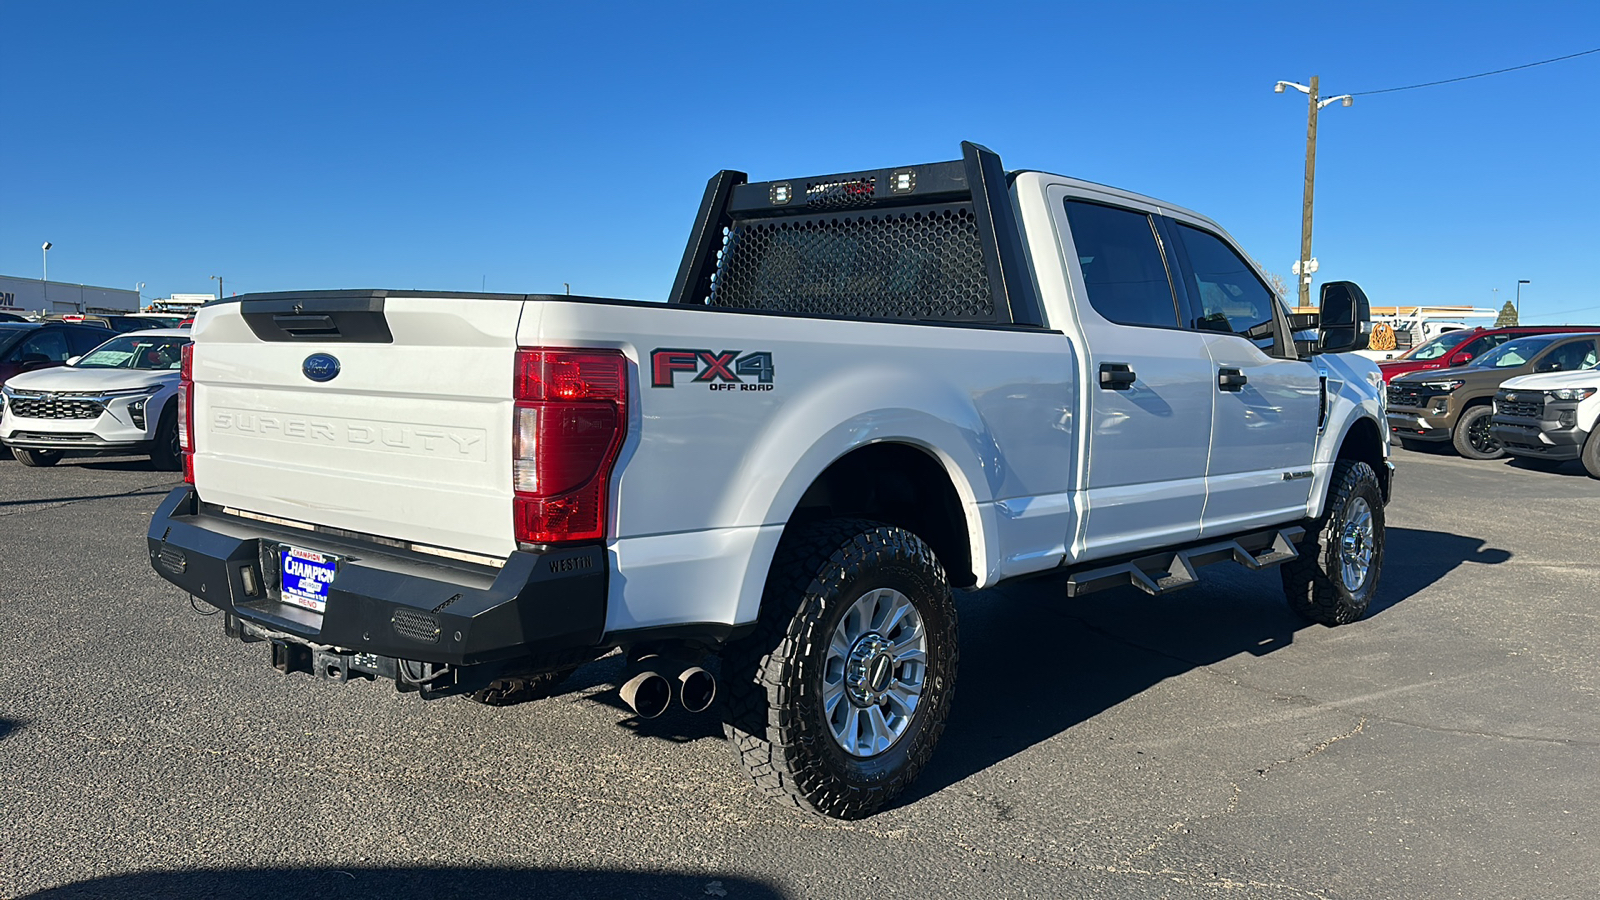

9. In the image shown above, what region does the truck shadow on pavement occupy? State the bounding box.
[536,527,1510,811]
[898,525,1511,808]
[0,717,23,741]
[19,867,787,900]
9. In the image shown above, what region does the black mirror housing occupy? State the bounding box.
[1317,281,1371,354]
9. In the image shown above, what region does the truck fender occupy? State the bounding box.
[716,366,996,626]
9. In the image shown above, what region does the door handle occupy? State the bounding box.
[1218,367,1248,391]
[1099,362,1136,390]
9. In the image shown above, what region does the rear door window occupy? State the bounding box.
[1539,339,1599,372]
[1062,200,1180,329]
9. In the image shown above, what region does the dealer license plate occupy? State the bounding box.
[279,545,337,613]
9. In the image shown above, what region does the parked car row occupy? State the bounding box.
[0,327,192,469]
[1386,330,1600,477]
[1376,324,1600,383]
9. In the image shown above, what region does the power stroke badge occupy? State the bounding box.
[650,349,775,391]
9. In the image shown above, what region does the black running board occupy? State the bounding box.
[1064,526,1306,598]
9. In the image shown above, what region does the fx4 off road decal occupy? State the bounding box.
[651,349,775,391]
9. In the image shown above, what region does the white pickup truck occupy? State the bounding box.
[147,143,1391,819]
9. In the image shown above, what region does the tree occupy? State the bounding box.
[1263,269,1290,303]
[1495,300,1518,327]
[1247,255,1291,304]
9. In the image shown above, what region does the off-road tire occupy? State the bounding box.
[1582,427,1600,480]
[150,402,182,472]
[13,448,63,468]
[1282,459,1384,626]
[468,667,577,706]
[721,518,958,819]
[1452,405,1504,460]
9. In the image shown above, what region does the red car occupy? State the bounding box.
[1378,325,1600,383]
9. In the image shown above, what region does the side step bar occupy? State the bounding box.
[1064,526,1306,598]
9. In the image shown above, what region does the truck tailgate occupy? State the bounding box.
[190,294,523,558]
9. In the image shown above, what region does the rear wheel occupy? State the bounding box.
[1282,459,1385,626]
[721,518,958,819]
[1452,405,1504,460]
[149,402,182,471]
[1582,428,1600,480]
[13,448,63,468]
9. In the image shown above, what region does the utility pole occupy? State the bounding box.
[1517,279,1530,317]
[1298,75,1319,311]
[1275,78,1352,309]
[211,274,223,299]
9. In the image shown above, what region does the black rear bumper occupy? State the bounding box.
[147,487,608,677]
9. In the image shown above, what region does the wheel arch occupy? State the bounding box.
[785,441,976,588]
[1336,414,1390,503]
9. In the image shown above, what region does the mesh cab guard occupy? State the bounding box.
[668,142,1042,328]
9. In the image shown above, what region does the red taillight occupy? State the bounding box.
[179,344,195,484]
[513,349,628,544]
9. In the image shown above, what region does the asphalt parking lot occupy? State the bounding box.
[0,445,1595,900]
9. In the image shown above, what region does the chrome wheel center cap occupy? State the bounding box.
[846,634,896,707]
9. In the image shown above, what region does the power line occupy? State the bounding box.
[1347,47,1600,97]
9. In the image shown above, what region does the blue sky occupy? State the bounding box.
[3,1,1597,323]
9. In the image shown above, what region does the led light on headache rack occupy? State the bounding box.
[770,182,791,205]
[1547,387,1597,401]
[890,169,916,194]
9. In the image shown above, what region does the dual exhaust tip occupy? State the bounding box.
[619,656,716,719]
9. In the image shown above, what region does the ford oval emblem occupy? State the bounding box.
[302,353,341,382]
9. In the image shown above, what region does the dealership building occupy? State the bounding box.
[0,274,140,315]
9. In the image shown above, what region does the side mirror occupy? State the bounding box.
[65,356,81,367]
[1447,351,1474,366]
[1316,281,1371,354]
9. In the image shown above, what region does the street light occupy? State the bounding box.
[1517,279,1531,317]
[41,242,52,308]
[1274,78,1354,309]
[210,274,223,300]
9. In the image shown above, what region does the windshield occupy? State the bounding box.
[75,334,190,370]
[1473,336,1558,369]
[132,315,186,328]
[1402,329,1476,361]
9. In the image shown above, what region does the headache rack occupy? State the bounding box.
[668,141,1042,327]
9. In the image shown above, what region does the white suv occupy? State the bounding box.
[1,328,190,469]
[1492,365,1600,477]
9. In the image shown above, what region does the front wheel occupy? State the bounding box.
[12,448,63,468]
[1452,406,1504,460]
[149,402,182,472]
[721,519,958,819]
[1282,460,1385,626]
[1582,428,1600,480]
